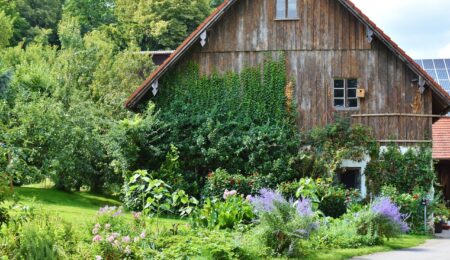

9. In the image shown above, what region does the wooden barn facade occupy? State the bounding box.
[126,0,450,145]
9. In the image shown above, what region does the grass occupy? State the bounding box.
[305,235,429,260]
[7,185,184,227]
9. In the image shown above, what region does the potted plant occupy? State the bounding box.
[434,215,447,234]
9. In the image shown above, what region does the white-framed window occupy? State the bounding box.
[276,0,298,19]
[333,79,359,109]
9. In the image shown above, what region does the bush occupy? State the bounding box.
[202,169,257,199]
[89,206,150,259]
[249,189,318,257]
[355,197,409,241]
[192,191,254,230]
[0,210,77,259]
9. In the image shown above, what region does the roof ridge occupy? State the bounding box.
[125,0,450,110]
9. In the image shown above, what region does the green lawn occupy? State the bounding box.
[305,235,429,260]
[8,185,183,227]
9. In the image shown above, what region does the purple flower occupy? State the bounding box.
[140,232,146,239]
[223,189,238,200]
[92,235,102,242]
[113,209,123,217]
[122,236,131,244]
[296,198,313,217]
[249,188,286,213]
[372,197,410,232]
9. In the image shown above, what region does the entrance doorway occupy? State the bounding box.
[436,160,450,206]
[337,168,361,190]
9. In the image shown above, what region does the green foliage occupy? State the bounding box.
[366,144,435,194]
[307,117,378,177]
[192,195,254,230]
[153,57,305,194]
[125,170,198,217]
[0,11,14,47]
[202,168,259,198]
[255,200,318,257]
[63,0,116,34]
[1,210,77,259]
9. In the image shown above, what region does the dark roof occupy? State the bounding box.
[125,0,450,110]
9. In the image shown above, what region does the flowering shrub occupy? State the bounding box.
[90,206,149,259]
[356,197,409,241]
[192,190,254,229]
[249,189,318,257]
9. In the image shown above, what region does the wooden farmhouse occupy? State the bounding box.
[125,0,450,196]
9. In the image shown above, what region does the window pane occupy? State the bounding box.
[347,89,357,98]
[334,79,344,89]
[276,0,286,18]
[334,99,344,107]
[334,89,344,98]
[287,0,297,18]
[347,99,358,108]
[348,79,358,89]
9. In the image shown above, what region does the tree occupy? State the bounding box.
[63,0,116,34]
[0,11,14,48]
[114,0,211,50]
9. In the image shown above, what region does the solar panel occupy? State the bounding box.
[416,58,450,114]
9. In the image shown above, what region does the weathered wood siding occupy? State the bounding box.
[170,0,433,142]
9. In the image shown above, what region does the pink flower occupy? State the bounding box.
[95,256,102,260]
[132,212,142,219]
[140,232,146,239]
[107,235,115,243]
[122,236,131,243]
[94,223,101,229]
[92,235,102,242]
[104,224,111,230]
[223,189,237,200]
[92,228,99,235]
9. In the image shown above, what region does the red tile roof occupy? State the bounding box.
[433,118,450,160]
[125,0,450,110]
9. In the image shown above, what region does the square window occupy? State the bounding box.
[334,89,344,98]
[333,79,359,109]
[334,99,344,107]
[287,0,298,18]
[347,89,357,98]
[348,79,358,89]
[334,79,344,89]
[276,0,298,19]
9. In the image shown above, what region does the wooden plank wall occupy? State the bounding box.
[170,0,433,142]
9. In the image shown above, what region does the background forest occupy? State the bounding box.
[0,0,224,192]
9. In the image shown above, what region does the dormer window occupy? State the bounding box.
[276,0,298,20]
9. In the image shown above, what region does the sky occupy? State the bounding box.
[351,0,450,59]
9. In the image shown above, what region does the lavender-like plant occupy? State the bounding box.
[371,197,409,232]
[248,188,286,213]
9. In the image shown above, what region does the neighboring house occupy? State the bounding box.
[125,0,450,195]
[415,58,450,203]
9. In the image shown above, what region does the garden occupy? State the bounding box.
[0,0,449,259]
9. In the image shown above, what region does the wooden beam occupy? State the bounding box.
[351,113,450,118]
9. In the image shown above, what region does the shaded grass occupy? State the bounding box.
[305,235,429,260]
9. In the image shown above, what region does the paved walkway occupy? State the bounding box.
[353,231,450,260]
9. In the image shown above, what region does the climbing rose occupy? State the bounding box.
[223,189,237,200]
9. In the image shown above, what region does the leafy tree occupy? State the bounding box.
[0,11,14,48]
[114,0,211,50]
[63,0,116,34]
[210,0,224,8]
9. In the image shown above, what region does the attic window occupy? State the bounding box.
[334,79,359,109]
[276,0,298,19]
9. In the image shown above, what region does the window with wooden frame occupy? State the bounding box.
[276,0,298,19]
[333,79,358,109]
